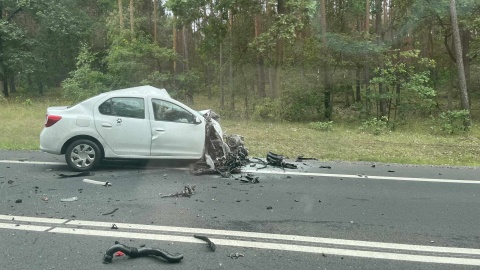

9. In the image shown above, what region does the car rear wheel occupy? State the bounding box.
[65,139,102,171]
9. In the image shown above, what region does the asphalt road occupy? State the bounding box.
[1,150,480,270]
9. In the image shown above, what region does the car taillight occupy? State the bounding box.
[45,115,62,127]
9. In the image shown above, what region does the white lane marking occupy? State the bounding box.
[0,160,64,165]
[2,158,478,184]
[0,215,66,224]
[242,169,480,184]
[3,214,479,256]
[0,222,51,231]
[49,227,480,266]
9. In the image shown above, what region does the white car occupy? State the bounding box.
[40,85,229,171]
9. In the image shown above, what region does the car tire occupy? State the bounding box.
[65,139,102,171]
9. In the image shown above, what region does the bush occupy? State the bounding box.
[252,99,282,121]
[360,117,388,135]
[431,110,471,134]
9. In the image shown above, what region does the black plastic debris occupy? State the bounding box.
[267,152,297,169]
[111,224,118,230]
[103,241,184,264]
[58,171,94,178]
[194,235,216,251]
[295,156,318,162]
[161,185,196,198]
[243,174,259,184]
[102,208,119,216]
[15,199,22,203]
[319,166,332,169]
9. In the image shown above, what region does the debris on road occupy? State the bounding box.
[58,171,94,178]
[111,224,118,230]
[267,152,297,169]
[240,174,259,184]
[319,166,332,169]
[60,197,78,202]
[266,206,273,210]
[103,241,184,264]
[15,199,22,203]
[8,180,14,184]
[41,196,49,201]
[228,252,245,259]
[83,179,112,187]
[295,156,318,162]
[193,235,216,252]
[102,208,119,216]
[114,251,125,257]
[161,185,196,198]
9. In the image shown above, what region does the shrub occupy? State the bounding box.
[360,116,388,135]
[432,110,471,134]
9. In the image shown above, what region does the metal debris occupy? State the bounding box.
[295,156,318,162]
[83,179,111,186]
[267,152,297,169]
[15,199,22,203]
[161,185,196,198]
[228,252,245,259]
[60,197,78,202]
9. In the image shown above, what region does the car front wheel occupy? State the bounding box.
[65,139,102,171]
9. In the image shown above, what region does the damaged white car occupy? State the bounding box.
[40,85,247,172]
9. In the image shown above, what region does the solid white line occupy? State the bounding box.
[0,222,51,231]
[64,219,480,256]
[0,215,66,224]
[242,169,480,184]
[0,160,64,165]
[50,227,480,266]
[3,214,479,256]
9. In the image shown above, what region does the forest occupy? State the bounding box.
[0,0,479,129]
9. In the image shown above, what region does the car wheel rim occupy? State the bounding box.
[70,144,96,168]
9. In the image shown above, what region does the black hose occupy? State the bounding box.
[103,242,184,264]
[193,234,216,251]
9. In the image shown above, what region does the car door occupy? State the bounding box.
[149,98,205,157]
[94,97,152,156]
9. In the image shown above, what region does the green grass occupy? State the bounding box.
[1,95,479,167]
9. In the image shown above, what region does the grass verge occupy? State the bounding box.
[1,96,479,167]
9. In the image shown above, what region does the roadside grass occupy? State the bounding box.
[1,95,479,167]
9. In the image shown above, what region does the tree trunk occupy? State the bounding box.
[255,13,266,98]
[129,0,134,38]
[320,0,332,120]
[153,0,157,43]
[449,0,470,118]
[375,0,386,117]
[118,0,124,31]
[219,42,224,108]
[355,65,361,102]
[365,0,370,34]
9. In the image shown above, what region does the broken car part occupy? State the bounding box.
[267,152,298,169]
[58,171,94,178]
[103,242,184,264]
[83,179,111,186]
[102,208,119,215]
[295,156,318,162]
[60,197,78,202]
[193,235,216,251]
[161,185,196,198]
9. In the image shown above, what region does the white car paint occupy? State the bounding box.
[40,85,215,170]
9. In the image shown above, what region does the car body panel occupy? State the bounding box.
[40,85,209,163]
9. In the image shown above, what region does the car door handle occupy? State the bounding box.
[101,123,112,127]
[155,128,165,132]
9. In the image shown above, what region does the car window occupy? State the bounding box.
[152,99,195,124]
[99,97,145,119]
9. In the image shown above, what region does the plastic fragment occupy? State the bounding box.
[83,179,111,186]
[61,197,78,202]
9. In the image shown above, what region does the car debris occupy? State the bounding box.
[58,171,94,178]
[60,197,78,202]
[83,179,111,186]
[319,166,332,169]
[161,185,196,198]
[240,174,259,184]
[15,199,22,203]
[41,196,49,201]
[103,241,184,264]
[102,208,119,216]
[193,235,216,252]
[295,156,318,162]
[267,152,298,169]
[227,252,245,259]
[111,224,118,230]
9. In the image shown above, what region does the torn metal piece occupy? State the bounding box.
[58,171,94,178]
[193,235,216,252]
[228,252,245,259]
[161,185,196,198]
[83,179,111,186]
[60,197,78,202]
[111,224,118,230]
[103,242,184,264]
